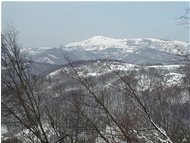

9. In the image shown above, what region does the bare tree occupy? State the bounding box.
[177,8,190,27]
[1,26,51,143]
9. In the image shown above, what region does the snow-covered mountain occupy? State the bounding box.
[65,36,188,52]
[23,36,190,65]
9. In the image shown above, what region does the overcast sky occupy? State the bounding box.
[2,1,189,48]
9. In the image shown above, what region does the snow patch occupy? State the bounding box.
[36,57,55,64]
[47,54,58,59]
[165,73,185,86]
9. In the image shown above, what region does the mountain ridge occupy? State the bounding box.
[64,36,189,51]
[22,36,190,65]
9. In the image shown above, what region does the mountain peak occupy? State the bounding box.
[83,35,118,45]
[87,35,113,40]
[65,35,119,50]
[89,35,108,39]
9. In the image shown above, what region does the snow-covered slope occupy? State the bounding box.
[65,36,188,53]
[23,36,190,65]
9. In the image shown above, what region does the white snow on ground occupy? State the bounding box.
[95,125,173,143]
[138,75,152,91]
[109,62,135,71]
[1,125,8,136]
[83,64,184,79]
[169,90,190,104]
[87,72,97,76]
[95,125,126,143]
[47,62,136,78]
[137,71,185,91]
[47,62,185,90]
[48,69,62,77]
[180,90,190,104]
[147,65,183,70]
[164,72,185,86]
[6,122,56,143]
